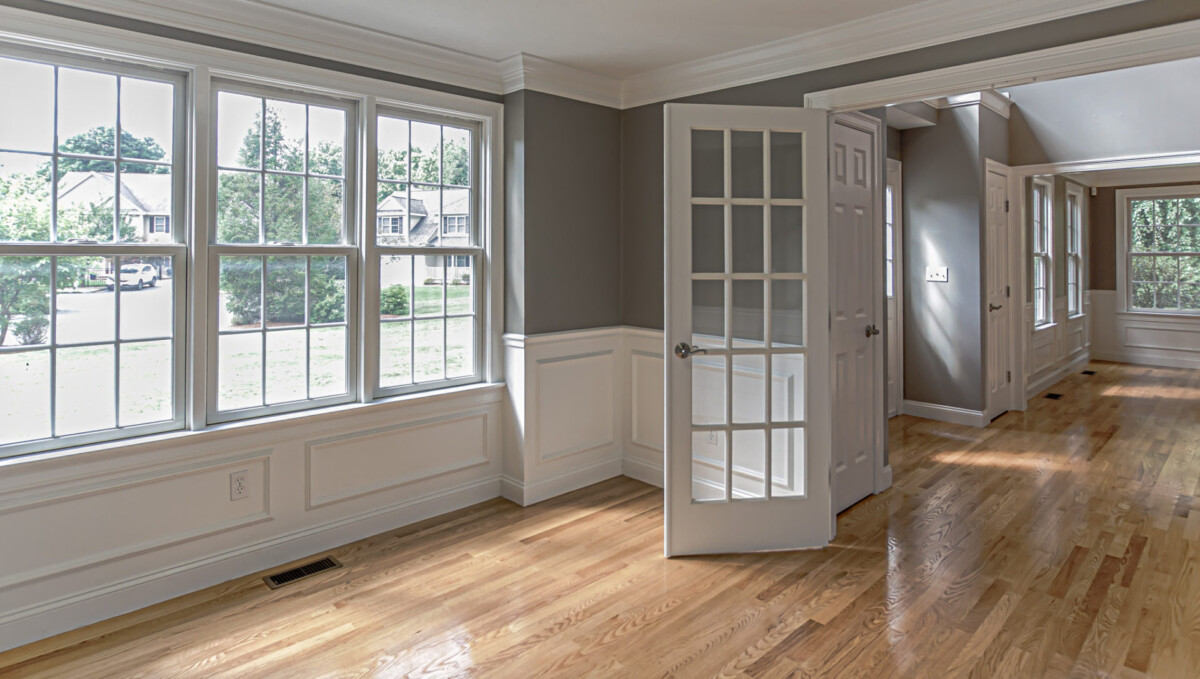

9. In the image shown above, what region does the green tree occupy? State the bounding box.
[54,127,169,175]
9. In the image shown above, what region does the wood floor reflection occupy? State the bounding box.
[2,361,1198,678]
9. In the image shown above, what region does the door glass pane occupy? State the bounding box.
[732,430,766,499]
[730,131,763,199]
[771,354,806,422]
[692,354,725,426]
[692,280,724,348]
[691,129,724,198]
[692,429,725,502]
[772,280,804,348]
[692,205,724,274]
[732,354,766,424]
[771,206,804,274]
[732,205,763,273]
[771,132,803,199]
[732,280,764,346]
[771,428,805,497]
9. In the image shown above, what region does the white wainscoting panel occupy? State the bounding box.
[1090,290,1200,369]
[623,328,667,487]
[502,328,626,506]
[307,411,491,508]
[0,385,505,653]
[1025,296,1090,399]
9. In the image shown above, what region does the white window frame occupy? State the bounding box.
[1031,178,1053,328]
[368,106,485,399]
[1117,184,1200,316]
[0,11,504,460]
[0,42,189,458]
[1065,183,1085,318]
[443,214,468,235]
[378,215,402,235]
[206,80,360,424]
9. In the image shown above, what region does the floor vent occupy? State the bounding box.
[1045,393,1063,400]
[264,556,342,589]
[1082,370,1096,376]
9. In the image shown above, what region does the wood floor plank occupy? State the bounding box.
[2,361,1199,678]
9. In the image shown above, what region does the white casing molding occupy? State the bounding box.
[927,90,1012,118]
[1090,290,1200,369]
[805,18,1200,113]
[900,401,990,428]
[36,0,1147,110]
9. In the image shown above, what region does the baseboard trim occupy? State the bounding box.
[1092,350,1200,371]
[501,457,623,506]
[622,455,664,488]
[0,475,503,653]
[1026,351,1091,399]
[875,465,893,494]
[901,400,989,428]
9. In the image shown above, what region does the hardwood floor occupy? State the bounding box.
[2,361,1199,678]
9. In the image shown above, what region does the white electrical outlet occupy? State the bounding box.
[925,266,949,283]
[230,470,249,501]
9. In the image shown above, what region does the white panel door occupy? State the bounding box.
[829,115,880,514]
[664,103,831,557]
[985,166,1012,418]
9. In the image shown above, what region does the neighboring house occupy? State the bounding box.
[376,188,471,283]
[57,171,173,244]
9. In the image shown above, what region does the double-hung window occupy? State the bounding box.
[0,48,186,454]
[374,111,481,395]
[1124,188,1200,313]
[1032,180,1053,326]
[1066,186,1083,316]
[210,85,357,420]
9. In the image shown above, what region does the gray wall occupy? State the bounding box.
[900,107,985,411]
[513,91,622,334]
[886,126,902,161]
[619,0,1200,329]
[1008,55,1200,166]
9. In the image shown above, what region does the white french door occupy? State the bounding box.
[664,104,832,556]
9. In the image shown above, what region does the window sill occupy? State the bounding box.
[1117,309,1200,321]
[1033,322,1056,332]
[0,382,505,472]
[1067,313,1086,321]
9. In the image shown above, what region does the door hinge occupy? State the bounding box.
[1006,285,1011,298]
[1005,199,1010,212]
[1007,370,1012,383]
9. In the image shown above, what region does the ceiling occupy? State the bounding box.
[254,0,929,78]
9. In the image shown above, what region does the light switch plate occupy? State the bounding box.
[926,266,949,283]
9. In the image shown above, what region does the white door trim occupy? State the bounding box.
[831,111,891,498]
[803,19,1200,113]
[886,158,904,419]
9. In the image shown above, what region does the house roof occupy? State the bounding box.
[57,172,172,215]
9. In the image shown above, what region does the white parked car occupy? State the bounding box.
[105,264,159,290]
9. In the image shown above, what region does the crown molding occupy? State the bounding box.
[39,0,1143,110]
[619,0,1139,108]
[499,54,623,108]
[45,0,505,94]
[927,89,1012,118]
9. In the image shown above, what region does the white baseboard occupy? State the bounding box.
[501,457,623,506]
[622,455,664,488]
[1026,351,1090,399]
[875,465,893,494]
[0,475,502,653]
[901,400,989,428]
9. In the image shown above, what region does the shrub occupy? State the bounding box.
[14,313,49,345]
[380,284,410,316]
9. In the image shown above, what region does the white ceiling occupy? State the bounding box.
[252,0,927,78]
